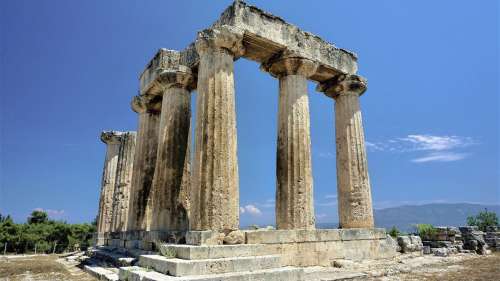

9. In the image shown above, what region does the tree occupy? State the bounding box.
[28,210,48,224]
[467,209,499,232]
[0,212,96,254]
[0,215,19,252]
[388,226,401,238]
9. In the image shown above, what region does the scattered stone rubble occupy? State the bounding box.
[460,226,490,255]
[397,235,423,255]
[422,226,464,257]
[484,226,500,251]
[397,226,495,258]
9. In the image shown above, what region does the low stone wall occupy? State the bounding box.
[459,226,489,255]
[421,226,465,256]
[186,228,397,267]
[484,226,500,251]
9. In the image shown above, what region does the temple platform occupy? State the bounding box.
[90,228,397,280]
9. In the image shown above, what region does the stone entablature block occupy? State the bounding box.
[139,49,195,97]
[139,0,358,95]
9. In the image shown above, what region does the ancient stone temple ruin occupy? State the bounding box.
[93,1,397,280]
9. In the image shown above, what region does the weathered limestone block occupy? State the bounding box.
[110,131,136,233]
[244,228,386,244]
[126,95,162,232]
[97,131,123,235]
[190,27,242,232]
[262,55,317,230]
[460,226,489,254]
[240,229,395,266]
[144,49,195,233]
[317,74,374,229]
[173,1,358,83]
[397,235,423,253]
[224,230,245,245]
[431,247,449,257]
[212,1,357,78]
[186,231,225,246]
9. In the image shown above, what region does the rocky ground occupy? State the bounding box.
[384,251,500,281]
[0,252,498,280]
[0,254,95,281]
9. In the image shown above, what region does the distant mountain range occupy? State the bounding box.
[317,203,500,232]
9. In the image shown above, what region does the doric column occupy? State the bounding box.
[110,131,137,233]
[262,56,318,230]
[97,131,123,235]
[126,95,162,232]
[317,74,374,229]
[191,27,244,231]
[149,66,195,232]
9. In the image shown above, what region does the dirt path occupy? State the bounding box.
[0,255,96,281]
[390,252,500,281]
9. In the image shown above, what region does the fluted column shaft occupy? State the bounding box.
[191,29,243,231]
[263,57,317,230]
[318,74,374,229]
[150,70,193,232]
[97,131,122,234]
[111,132,136,233]
[126,95,162,232]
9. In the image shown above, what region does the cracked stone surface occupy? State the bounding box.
[318,74,374,229]
[126,95,162,232]
[110,131,136,233]
[97,131,124,236]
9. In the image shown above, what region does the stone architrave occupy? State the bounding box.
[126,95,162,232]
[148,54,195,233]
[110,131,137,233]
[190,27,244,232]
[97,131,123,235]
[262,55,317,230]
[317,74,374,229]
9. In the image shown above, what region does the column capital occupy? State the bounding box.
[131,95,162,114]
[100,131,124,144]
[261,54,319,78]
[140,49,197,96]
[195,26,245,58]
[316,74,367,99]
[157,67,196,91]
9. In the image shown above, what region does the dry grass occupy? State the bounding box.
[398,251,500,281]
[0,255,95,281]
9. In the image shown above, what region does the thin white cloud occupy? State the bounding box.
[412,152,469,163]
[398,135,476,151]
[365,141,384,151]
[241,205,262,216]
[366,134,477,163]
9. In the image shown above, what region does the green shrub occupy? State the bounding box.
[415,224,437,239]
[388,226,401,238]
[467,209,499,232]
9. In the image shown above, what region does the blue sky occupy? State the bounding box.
[1,0,498,226]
